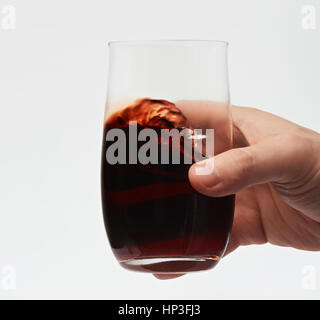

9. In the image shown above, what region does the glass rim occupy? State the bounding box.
[108,40,229,47]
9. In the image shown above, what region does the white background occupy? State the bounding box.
[0,0,319,299]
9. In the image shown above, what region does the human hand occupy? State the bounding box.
[155,105,320,280]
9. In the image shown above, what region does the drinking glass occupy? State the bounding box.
[101,40,235,274]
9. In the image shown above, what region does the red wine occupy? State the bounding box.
[101,98,235,273]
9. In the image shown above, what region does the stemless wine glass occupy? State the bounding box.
[101,40,235,275]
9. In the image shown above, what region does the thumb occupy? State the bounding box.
[189,134,305,197]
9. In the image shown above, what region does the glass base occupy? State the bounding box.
[119,256,220,274]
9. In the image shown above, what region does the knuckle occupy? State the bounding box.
[277,133,307,162]
[278,131,319,181]
[279,132,301,148]
[282,132,314,158]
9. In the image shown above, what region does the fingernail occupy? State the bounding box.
[192,159,220,188]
